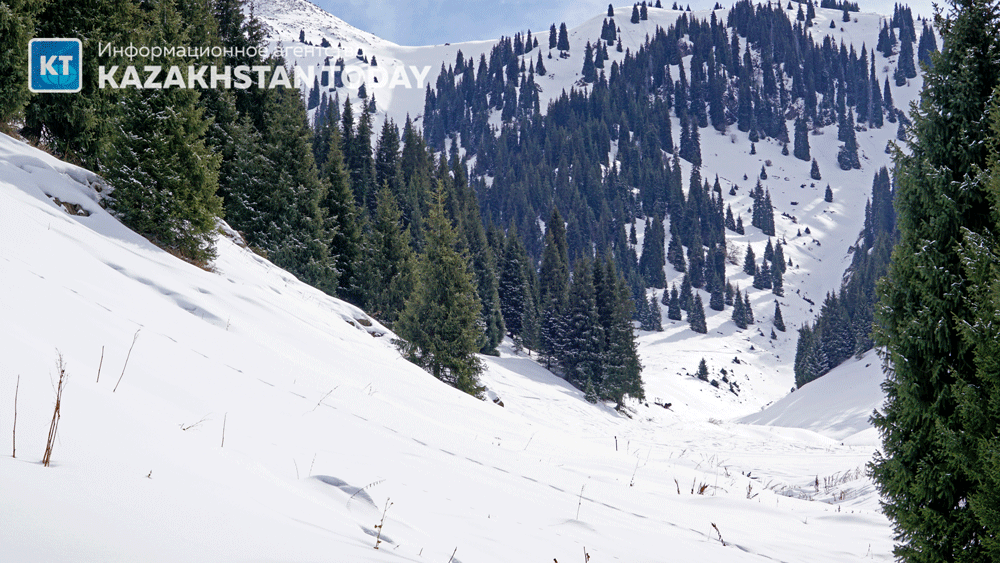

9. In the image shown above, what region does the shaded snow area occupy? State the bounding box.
[3,126,891,560]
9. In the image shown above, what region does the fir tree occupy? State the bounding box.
[825,185,834,202]
[0,0,41,123]
[539,208,571,367]
[688,293,707,334]
[793,116,810,161]
[743,291,754,324]
[667,284,682,320]
[322,127,365,304]
[631,4,641,23]
[870,4,1000,561]
[732,285,747,329]
[396,184,484,397]
[558,22,570,51]
[364,187,416,327]
[743,244,757,276]
[696,358,709,381]
[773,302,785,331]
[811,158,822,180]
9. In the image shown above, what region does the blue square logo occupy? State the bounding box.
[29,38,82,93]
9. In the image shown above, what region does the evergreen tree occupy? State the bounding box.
[631,4,641,23]
[825,185,834,202]
[773,302,785,331]
[793,116,810,161]
[364,187,416,327]
[396,184,484,397]
[732,285,747,329]
[549,23,557,50]
[837,108,861,170]
[582,41,598,83]
[563,259,604,387]
[709,282,725,311]
[743,244,757,276]
[558,22,570,51]
[667,284,682,320]
[498,226,535,344]
[539,208,571,367]
[679,273,693,311]
[744,291,754,324]
[688,293,707,334]
[811,158,822,180]
[322,127,365,304]
[870,4,1000,561]
[105,0,223,264]
[0,0,42,123]
[696,358,709,381]
[898,30,917,79]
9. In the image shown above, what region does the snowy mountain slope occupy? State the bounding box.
[740,348,885,443]
[259,0,921,417]
[0,131,895,561]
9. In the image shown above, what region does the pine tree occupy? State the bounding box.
[825,185,834,202]
[564,259,604,387]
[105,0,222,264]
[870,4,1000,561]
[647,295,663,331]
[322,127,365,304]
[732,285,747,329]
[743,291,754,324]
[396,184,484,397]
[558,22,570,51]
[773,302,785,331]
[679,273,693,311]
[536,51,547,76]
[696,358,709,381]
[793,116,810,161]
[688,293,707,333]
[667,284,682,320]
[811,158,822,180]
[709,282,725,311]
[364,187,415,327]
[838,108,861,170]
[581,41,596,82]
[549,23,557,50]
[743,244,757,276]
[539,208,571,368]
[631,4,641,23]
[0,0,42,123]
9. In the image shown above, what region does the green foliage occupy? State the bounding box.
[25,0,140,168]
[396,184,484,397]
[0,0,42,123]
[688,293,707,334]
[870,3,1000,560]
[104,0,221,263]
[362,187,415,327]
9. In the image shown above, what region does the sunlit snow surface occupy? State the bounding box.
[0,2,924,560]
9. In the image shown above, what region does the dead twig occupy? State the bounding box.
[12,375,19,458]
[711,522,726,546]
[113,329,140,393]
[96,346,104,383]
[373,498,392,549]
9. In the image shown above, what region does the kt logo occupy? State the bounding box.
[29,38,82,93]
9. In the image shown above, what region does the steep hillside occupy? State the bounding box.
[253,0,922,415]
[1,128,894,561]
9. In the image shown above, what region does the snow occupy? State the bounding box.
[0,2,925,560]
[2,126,891,561]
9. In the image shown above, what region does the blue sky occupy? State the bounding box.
[313,0,941,46]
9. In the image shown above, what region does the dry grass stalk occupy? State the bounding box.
[113,329,140,393]
[12,374,19,458]
[43,353,68,467]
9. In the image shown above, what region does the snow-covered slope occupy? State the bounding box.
[256,0,921,417]
[1,129,894,561]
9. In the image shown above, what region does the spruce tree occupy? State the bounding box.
[732,285,747,329]
[743,244,757,276]
[688,293,707,334]
[696,358,709,381]
[773,302,785,331]
[539,208,571,368]
[631,4,641,23]
[396,184,484,397]
[564,259,604,387]
[744,291,754,324]
[105,0,222,263]
[811,158,822,180]
[364,187,415,327]
[793,116,810,161]
[870,4,1000,561]
[322,127,365,305]
[0,0,41,123]
[558,22,570,51]
[667,284,682,320]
